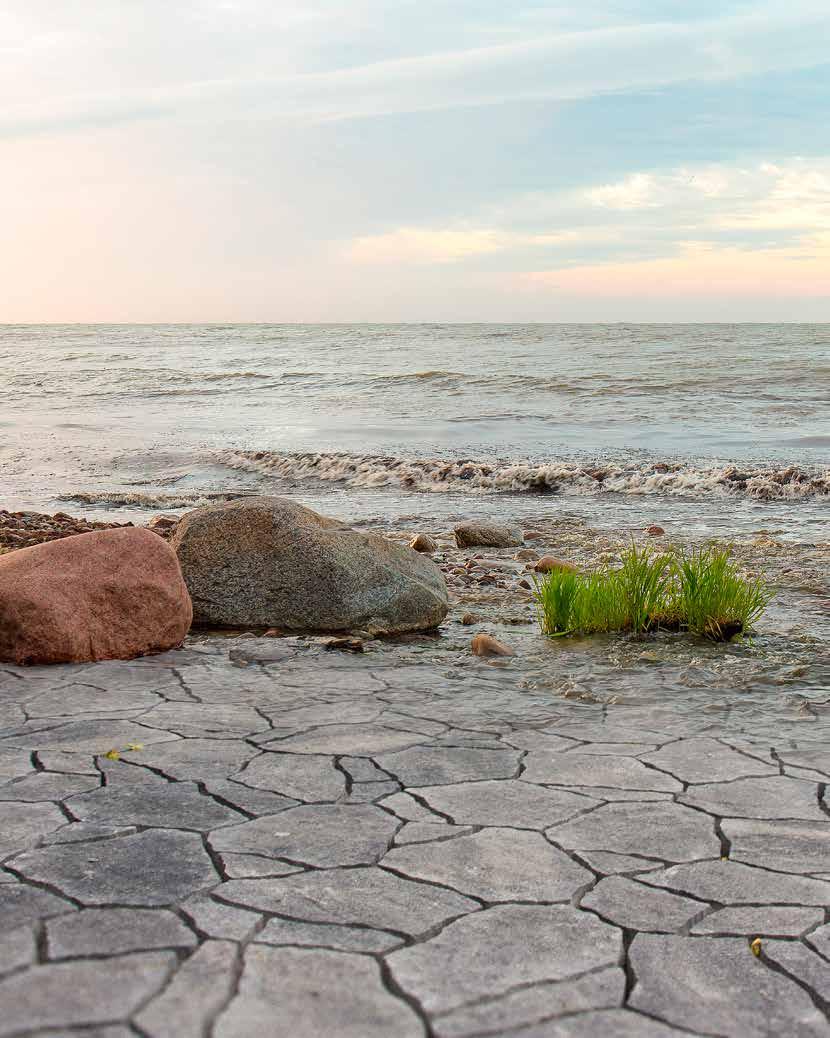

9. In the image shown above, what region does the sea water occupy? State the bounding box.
[1,323,827,538]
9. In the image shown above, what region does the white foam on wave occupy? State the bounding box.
[58,490,240,509]
[220,450,830,502]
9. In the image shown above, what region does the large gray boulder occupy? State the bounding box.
[171,497,449,634]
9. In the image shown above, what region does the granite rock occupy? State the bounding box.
[172,496,449,634]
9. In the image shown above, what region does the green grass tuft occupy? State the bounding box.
[534,543,772,642]
[533,566,582,636]
[673,545,772,641]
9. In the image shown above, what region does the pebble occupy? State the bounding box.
[514,548,539,561]
[460,613,482,625]
[0,510,130,553]
[147,515,180,537]
[454,522,524,549]
[646,525,666,536]
[409,533,438,553]
[534,556,578,574]
[325,638,365,653]
[471,633,515,657]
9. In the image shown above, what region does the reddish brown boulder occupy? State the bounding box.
[0,527,192,665]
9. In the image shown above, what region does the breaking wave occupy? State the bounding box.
[220,450,830,502]
[58,490,244,509]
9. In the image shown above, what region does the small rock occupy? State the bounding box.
[522,530,543,540]
[518,579,532,590]
[146,514,180,536]
[534,556,578,574]
[460,613,481,625]
[454,522,524,549]
[514,548,538,561]
[409,533,438,553]
[325,638,364,653]
[262,628,285,637]
[646,525,665,536]
[471,633,515,657]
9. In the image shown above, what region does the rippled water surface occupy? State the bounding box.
[1,323,827,534]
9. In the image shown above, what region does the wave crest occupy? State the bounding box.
[219,451,830,502]
[58,490,241,509]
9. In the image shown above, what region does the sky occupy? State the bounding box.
[2,0,830,322]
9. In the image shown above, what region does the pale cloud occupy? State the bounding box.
[346,158,830,269]
[586,173,660,210]
[346,228,589,264]
[585,161,830,227]
[521,239,830,298]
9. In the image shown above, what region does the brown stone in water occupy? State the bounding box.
[646,525,666,536]
[471,633,515,657]
[0,528,192,665]
[460,612,481,625]
[409,533,438,553]
[534,556,578,574]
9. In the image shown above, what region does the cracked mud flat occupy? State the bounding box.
[1,627,830,1038]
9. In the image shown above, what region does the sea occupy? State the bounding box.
[1,323,828,540]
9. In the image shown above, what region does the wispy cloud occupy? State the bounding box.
[3,2,830,136]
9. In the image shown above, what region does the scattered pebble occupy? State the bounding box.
[460,612,482,625]
[0,509,130,553]
[325,637,365,653]
[409,533,437,553]
[534,556,578,574]
[147,514,180,537]
[646,525,666,536]
[471,633,515,657]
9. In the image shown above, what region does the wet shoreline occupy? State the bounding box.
[3,505,829,742]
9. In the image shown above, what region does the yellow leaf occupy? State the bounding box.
[750,937,762,957]
[103,749,120,761]
[126,743,144,752]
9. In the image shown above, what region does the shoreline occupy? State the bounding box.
[3,504,828,712]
